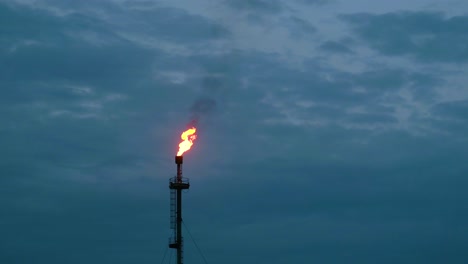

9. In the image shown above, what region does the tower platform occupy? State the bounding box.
[169,177,190,189]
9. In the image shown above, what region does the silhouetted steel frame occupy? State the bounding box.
[169,156,189,264]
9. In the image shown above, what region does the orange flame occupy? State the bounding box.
[176,127,197,156]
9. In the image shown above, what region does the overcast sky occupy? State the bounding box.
[1,0,468,263]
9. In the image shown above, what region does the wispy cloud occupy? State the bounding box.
[341,11,468,62]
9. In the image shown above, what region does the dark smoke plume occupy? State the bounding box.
[188,97,217,127]
[187,76,224,127]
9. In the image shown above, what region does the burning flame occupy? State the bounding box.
[176,127,197,156]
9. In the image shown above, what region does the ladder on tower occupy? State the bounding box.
[180,237,184,264]
[170,188,176,230]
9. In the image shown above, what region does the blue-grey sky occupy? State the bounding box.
[1,0,468,263]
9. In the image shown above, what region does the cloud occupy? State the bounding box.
[432,99,468,121]
[282,16,317,38]
[225,0,283,14]
[423,99,468,136]
[224,0,288,26]
[341,11,468,63]
[0,4,155,92]
[223,0,319,41]
[122,7,230,43]
[319,40,353,53]
[296,0,332,4]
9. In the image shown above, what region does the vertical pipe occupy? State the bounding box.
[177,163,182,182]
[174,155,184,264]
[177,188,183,264]
[176,155,183,182]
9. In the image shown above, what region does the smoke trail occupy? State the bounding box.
[188,97,217,127]
[187,75,225,127]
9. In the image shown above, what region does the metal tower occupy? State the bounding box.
[169,155,190,264]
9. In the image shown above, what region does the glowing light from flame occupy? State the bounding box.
[176,127,197,156]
